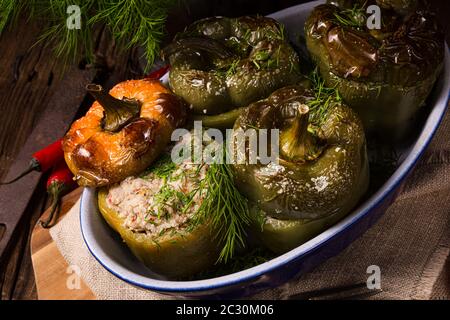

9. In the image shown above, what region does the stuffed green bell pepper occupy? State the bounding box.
[162,16,302,128]
[97,157,221,279]
[97,140,251,278]
[231,83,369,253]
[305,1,444,140]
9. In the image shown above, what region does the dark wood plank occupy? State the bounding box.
[0,180,47,300]
[0,15,145,299]
[0,0,448,300]
[0,18,97,299]
[0,66,96,259]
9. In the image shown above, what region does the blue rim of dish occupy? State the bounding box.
[80,22,450,294]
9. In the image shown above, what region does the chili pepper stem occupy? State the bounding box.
[0,158,40,185]
[39,182,64,228]
[280,104,324,162]
[86,84,141,133]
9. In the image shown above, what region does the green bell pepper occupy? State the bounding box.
[231,84,368,239]
[233,83,369,253]
[305,2,444,140]
[162,16,302,128]
[248,158,368,253]
[98,189,221,279]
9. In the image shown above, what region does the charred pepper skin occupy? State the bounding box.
[63,79,187,187]
[162,16,302,127]
[305,2,444,140]
[232,84,369,253]
[232,84,369,221]
[97,189,221,279]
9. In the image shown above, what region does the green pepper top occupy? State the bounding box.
[231,83,369,220]
[162,16,302,117]
[305,2,443,86]
[304,1,444,140]
[330,0,419,16]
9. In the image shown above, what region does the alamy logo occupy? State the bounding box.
[66,264,81,290]
[366,5,381,30]
[366,265,381,290]
[171,121,280,165]
[66,5,81,30]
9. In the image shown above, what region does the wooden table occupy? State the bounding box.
[0,0,449,300]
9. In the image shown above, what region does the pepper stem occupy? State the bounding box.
[280,104,324,163]
[0,158,40,185]
[40,182,64,228]
[86,84,141,132]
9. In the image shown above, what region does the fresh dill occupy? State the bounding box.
[265,23,286,41]
[152,184,175,219]
[0,0,23,35]
[226,59,240,76]
[149,153,177,179]
[189,151,251,263]
[91,0,177,71]
[1,0,177,70]
[333,3,366,29]
[215,59,240,77]
[251,49,280,71]
[241,22,284,46]
[241,28,253,45]
[306,69,342,126]
[140,147,250,263]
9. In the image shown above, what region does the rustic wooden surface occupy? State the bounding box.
[30,188,95,300]
[0,0,302,300]
[0,0,448,300]
[0,16,141,301]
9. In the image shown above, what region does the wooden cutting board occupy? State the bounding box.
[30,188,96,300]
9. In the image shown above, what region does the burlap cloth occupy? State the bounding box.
[50,109,450,300]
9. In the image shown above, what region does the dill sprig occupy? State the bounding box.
[190,155,251,263]
[265,22,285,41]
[143,153,176,179]
[333,3,366,29]
[0,0,177,70]
[214,59,240,77]
[34,0,96,65]
[0,0,23,34]
[140,149,250,263]
[90,0,177,71]
[306,69,342,126]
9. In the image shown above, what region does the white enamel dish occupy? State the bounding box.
[80,0,450,298]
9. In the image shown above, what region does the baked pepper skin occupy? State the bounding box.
[63,79,187,187]
[330,0,418,15]
[97,189,221,279]
[248,156,368,253]
[232,84,369,221]
[162,16,302,126]
[305,2,444,140]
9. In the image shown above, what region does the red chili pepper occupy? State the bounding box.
[145,65,170,79]
[40,160,77,228]
[0,138,64,185]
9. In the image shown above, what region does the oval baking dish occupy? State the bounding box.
[80,0,450,298]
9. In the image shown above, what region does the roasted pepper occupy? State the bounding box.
[231,84,369,253]
[98,189,220,279]
[96,135,251,278]
[162,16,302,128]
[63,79,187,187]
[305,1,444,140]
